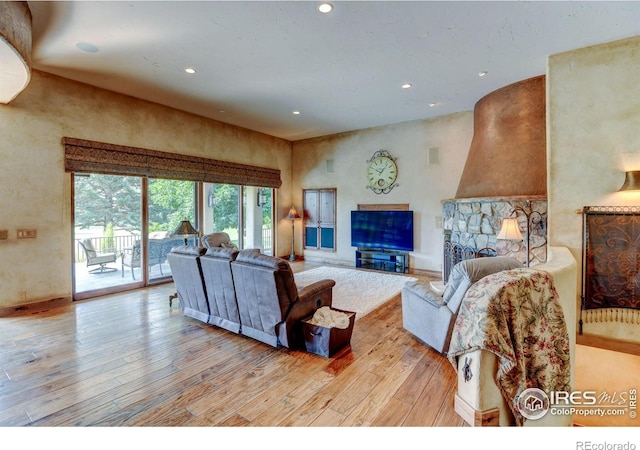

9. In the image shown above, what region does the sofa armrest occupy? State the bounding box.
[298,279,336,301]
[277,279,336,349]
[403,281,446,308]
[292,280,335,318]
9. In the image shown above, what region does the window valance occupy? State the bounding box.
[62,137,282,188]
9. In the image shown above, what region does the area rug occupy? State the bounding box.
[294,266,417,320]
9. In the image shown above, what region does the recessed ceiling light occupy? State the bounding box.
[75,42,98,53]
[479,71,488,77]
[318,3,333,13]
[293,111,301,115]
[185,68,196,74]
[429,102,438,107]
[401,83,412,89]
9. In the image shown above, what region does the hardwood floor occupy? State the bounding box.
[0,265,466,428]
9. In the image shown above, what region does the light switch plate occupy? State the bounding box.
[17,229,37,239]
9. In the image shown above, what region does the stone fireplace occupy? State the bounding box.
[442,196,547,281]
[442,75,548,280]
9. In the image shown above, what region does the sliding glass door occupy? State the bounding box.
[205,183,240,247]
[74,175,272,300]
[73,173,143,299]
[204,183,273,254]
[147,178,197,282]
[73,174,199,298]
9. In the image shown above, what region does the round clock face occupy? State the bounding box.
[367,156,398,190]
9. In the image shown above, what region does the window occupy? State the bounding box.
[303,188,336,251]
[204,184,274,255]
[66,138,280,300]
[147,178,197,282]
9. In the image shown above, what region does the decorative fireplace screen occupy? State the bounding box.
[581,206,640,334]
[443,241,496,283]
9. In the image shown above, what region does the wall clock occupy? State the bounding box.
[366,149,398,194]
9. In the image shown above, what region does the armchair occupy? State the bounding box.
[122,238,185,280]
[121,241,142,279]
[79,239,117,273]
[230,251,335,348]
[148,239,168,276]
[201,232,238,250]
[402,256,522,354]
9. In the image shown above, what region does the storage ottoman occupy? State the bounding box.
[301,308,356,357]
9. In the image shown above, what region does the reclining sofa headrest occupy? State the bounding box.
[201,232,240,250]
[235,251,291,271]
[169,245,206,257]
[204,246,239,261]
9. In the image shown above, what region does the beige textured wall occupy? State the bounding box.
[0,70,292,309]
[548,35,640,343]
[292,112,473,272]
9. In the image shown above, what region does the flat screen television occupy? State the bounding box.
[351,210,414,252]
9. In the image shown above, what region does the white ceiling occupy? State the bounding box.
[27,1,640,141]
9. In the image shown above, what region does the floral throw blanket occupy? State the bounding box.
[447,268,571,426]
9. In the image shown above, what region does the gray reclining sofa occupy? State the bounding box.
[168,245,335,349]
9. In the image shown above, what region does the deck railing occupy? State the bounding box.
[76,228,272,263]
[262,227,272,252]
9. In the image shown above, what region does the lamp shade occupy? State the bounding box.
[618,170,640,191]
[286,206,301,220]
[172,220,198,236]
[497,218,523,241]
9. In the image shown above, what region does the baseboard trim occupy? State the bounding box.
[0,296,72,317]
[577,334,640,357]
[454,393,500,426]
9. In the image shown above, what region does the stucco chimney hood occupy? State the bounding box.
[455,75,546,199]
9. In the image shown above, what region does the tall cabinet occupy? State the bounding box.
[303,188,336,252]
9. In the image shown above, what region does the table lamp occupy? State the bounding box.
[172,220,198,245]
[286,206,301,261]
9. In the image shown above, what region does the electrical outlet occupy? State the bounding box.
[0,230,7,240]
[19,291,26,301]
[17,229,37,239]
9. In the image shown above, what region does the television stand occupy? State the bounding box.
[355,249,409,274]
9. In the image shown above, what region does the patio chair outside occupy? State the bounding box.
[121,241,142,279]
[79,239,118,273]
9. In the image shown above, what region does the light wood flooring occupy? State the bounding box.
[0,264,466,428]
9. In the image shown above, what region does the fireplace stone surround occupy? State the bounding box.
[441,195,547,281]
